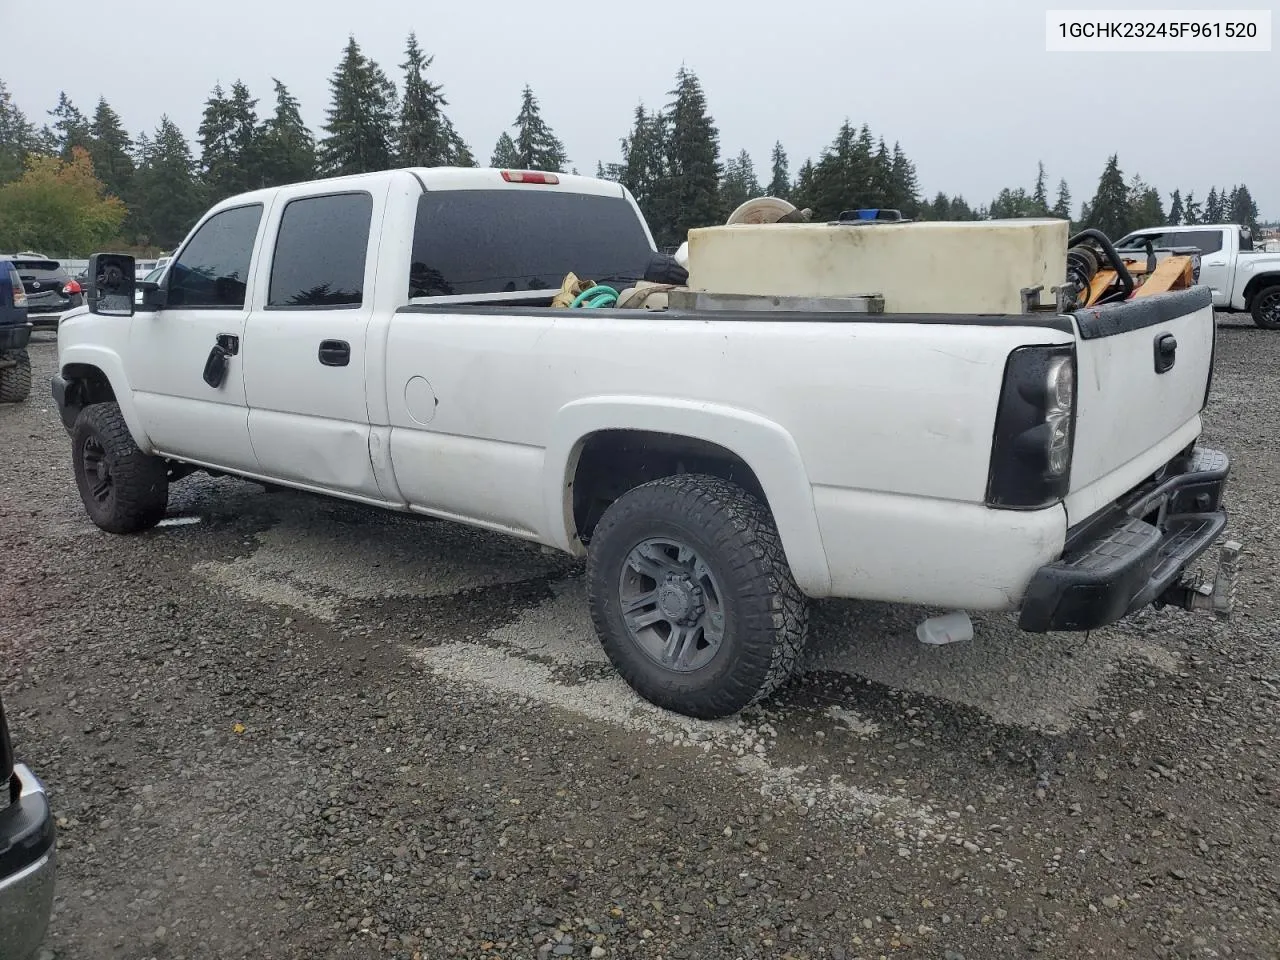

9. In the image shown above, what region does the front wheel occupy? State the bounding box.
[586,474,809,719]
[1252,284,1280,330]
[0,349,31,403]
[71,402,170,533]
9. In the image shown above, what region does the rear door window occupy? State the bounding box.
[1118,230,1223,255]
[267,192,373,308]
[408,189,654,298]
[167,204,263,309]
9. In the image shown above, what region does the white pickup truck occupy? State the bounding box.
[52,167,1237,719]
[1116,223,1280,329]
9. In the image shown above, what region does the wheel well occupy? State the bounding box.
[1243,274,1280,307]
[570,430,769,542]
[62,363,116,406]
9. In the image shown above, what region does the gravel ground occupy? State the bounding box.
[2,320,1278,960]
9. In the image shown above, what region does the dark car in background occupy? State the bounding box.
[2,255,84,329]
[1,258,33,403]
[0,689,57,959]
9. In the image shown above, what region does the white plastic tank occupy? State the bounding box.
[685,218,1070,314]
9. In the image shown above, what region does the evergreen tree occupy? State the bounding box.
[618,105,667,214]
[869,137,893,207]
[989,187,1033,219]
[258,79,316,187]
[766,141,789,199]
[792,158,816,211]
[510,86,567,172]
[651,66,722,249]
[490,131,520,168]
[925,191,950,220]
[396,33,472,167]
[889,141,919,217]
[1052,178,1072,220]
[133,116,205,248]
[0,80,35,184]
[1083,154,1129,239]
[1229,184,1258,231]
[48,92,91,160]
[804,120,872,221]
[1167,189,1183,225]
[1204,186,1223,223]
[1128,184,1165,232]
[86,98,133,200]
[445,124,476,166]
[226,81,263,189]
[317,36,398,176]
[1032,161,1049,215]
[1182,190,1201,225]
[720,148,761,214]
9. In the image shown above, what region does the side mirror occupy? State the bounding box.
[87,253,135,317]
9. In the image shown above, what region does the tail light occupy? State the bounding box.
[12,285,27,308]
[501,170,559,185]
[986,344,1077,509]
[62,279,82,295]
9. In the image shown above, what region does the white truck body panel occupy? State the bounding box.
[55,167,1226,622]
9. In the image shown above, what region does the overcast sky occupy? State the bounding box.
[6,0,1276,219]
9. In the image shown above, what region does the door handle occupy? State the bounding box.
[1153,332,1177,374]
[318,339,351,367]
[216,333,240,356]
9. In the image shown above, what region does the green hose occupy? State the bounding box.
[569,284,619,309]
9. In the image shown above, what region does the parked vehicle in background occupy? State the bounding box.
[1116,224,1280,329]
[0,688,57,959]
[2,256,85,329]
[0,258,33,403]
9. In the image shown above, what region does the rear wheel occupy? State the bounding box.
[71,402,169,533]
[586,473,809,719]
[0,349,31,403]
[1251,284,1280,330]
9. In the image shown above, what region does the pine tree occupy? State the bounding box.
[889,142,919,217]
[133,116,206,248]
[1083,154,1129,239]
[1032,161,1049,215]
[806,120,870,221]
[226,81,263,189]
[318,36,398,176]
[651,66,722,249]
[1167,189,1183,225]
[86,98,133,200]
[0,80,36,184]
[766,141,789,199]
[791,158,816,211]
[720,149,761,214]
[48,92,91,160]
[396,33,472,167]
[1129,186,1165,232]
[509,86,567,172]
[1204,187,1223,223]
[1182,191,1201,225]
[1229,184,1258,231]
[1052,178,1072,220]
[618,105,667,214]
[258,79,316,188]
[197,84,236,197]
[490,132,520,168]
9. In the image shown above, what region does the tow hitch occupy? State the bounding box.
[1157,540,1242,620]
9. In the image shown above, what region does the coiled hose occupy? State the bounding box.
[569,284,619,309]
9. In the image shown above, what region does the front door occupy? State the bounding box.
[241,186,385,500]
[127,202,270,474]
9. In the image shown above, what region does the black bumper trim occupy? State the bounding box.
[1019,446,1231,632]
[0,323,32,352]
[0,768,55,880]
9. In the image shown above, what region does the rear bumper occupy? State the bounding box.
[0,322,32,352]
[1019,446,1231,632]
[0,765,57,960]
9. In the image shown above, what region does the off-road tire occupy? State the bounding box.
[586,473,809,719]
[71,402,169,533]
[0,349,31,403]
[1250,284,1280,330]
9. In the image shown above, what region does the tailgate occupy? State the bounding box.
[1065,287,1215,525]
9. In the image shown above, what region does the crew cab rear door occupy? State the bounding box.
[1064,287,1216,525]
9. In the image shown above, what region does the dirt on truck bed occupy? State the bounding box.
[2,323,1278,960]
